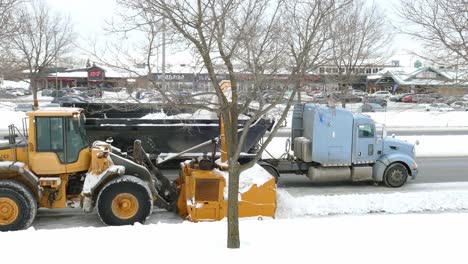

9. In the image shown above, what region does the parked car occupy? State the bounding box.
[410,93,435,103]
[14,103,34,112]
[0,90,15,98]
[370,91,392,99]
[51,96,88,105]
[358,103,385,113]
[401,94,414,103]
[350,89,367,97]
[464,94,468,101]
[41,103,61,108]
[365,97,387,107]
[7,89,24,96]
[390,93,411,102]
[425,103,454,112]
[450,101,468,111]
[41,89,53,96]
[51,90,69,98]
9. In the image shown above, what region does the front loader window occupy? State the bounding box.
[66,115,89,163]
[36,117,66,162]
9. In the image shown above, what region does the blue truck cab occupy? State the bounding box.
[290,103,418,187]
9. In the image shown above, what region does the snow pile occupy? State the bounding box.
[142,109,250,120]
[0,80,30,89]
[142,109,217,119]
[215,164,274,200]
[276,188,468,218]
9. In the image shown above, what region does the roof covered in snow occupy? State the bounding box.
[373,67,468,86]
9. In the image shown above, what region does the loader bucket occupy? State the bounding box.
[176,161,276,222]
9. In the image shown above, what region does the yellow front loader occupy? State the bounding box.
[0,105,276,231]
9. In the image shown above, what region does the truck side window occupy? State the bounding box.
[358,124,374,138]
[36,117,65,162]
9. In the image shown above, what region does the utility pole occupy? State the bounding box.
[54,32,58,90]
[162,18,166,92]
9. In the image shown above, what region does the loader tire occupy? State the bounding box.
[97,176,152,226]
[383,163,408,188]
[0,180,37,232]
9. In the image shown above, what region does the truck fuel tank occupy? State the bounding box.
[307,166,351,183]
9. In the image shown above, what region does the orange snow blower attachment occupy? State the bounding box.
[176,80,277,221]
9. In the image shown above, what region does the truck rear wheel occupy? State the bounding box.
[97,176,152,226]
[0,180,37,232]
[383,163,408,188]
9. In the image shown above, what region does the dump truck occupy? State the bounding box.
[0,107,276,231]
[260,103,418,187]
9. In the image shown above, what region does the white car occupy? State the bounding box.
[370,91,392,99]
[7,89,25,96]
[351,89,367,97]
[450,101,468,111]
[426,103,454,112]
[463,94,468,101]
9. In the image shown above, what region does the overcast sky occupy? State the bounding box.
[45,0,422,68]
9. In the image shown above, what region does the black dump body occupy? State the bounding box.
[85,117,274,156]
[62,102,192,118]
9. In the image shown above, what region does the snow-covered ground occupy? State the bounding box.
[2,184,468,263]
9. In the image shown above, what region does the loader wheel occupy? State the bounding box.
[97,176,152,226]
[383,163,408,188]
[0,180,37,232]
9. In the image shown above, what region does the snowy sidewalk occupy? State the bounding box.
[277,182,468,218]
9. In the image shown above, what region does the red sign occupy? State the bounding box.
[89,71,102,77]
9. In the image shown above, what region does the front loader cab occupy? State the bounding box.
[27,108,91,175]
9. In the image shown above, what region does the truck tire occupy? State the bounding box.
[97,176,153,226]
[0,180,37,232]
[383,163,408,188]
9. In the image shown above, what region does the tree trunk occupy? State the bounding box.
[227,164,240,248]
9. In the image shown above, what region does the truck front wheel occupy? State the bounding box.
[383,163,408,188]
[97,176,152,226]
[0,180,37,232]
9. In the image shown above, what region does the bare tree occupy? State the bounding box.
[0,0,18,38]
[283,0,352,102]
[9,0,74,106]
[396,0,468,67]
[114,0,300,249]
[0,0,19,78]
[330,0,391,106]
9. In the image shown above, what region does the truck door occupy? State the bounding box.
[354,124,376,164]
[29,116,67,174]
